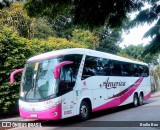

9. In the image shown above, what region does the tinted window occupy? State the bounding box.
[62,54,83,81]
[138,65,149,77]
[82,55,149,79]
[82,56,99,79]
[121,62,134,76]
[143,66,149,77]
[82,56,112,79]
[99,58,112,76]
[58,54,83,95]
[111,60,122,76]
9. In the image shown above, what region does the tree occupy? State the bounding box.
[51,15,74,39]
[0,2,33,39]
[0,26,33,114]
[0,2,57,39]
[129,0,160,54]
[70,29,99,49]
[24,0,146,29]
[24,0,147,54]
[154,65,160,79]
[97,39,121,54]
[32,17,56,39]
[96,27,122,54]
[119,44,158,64]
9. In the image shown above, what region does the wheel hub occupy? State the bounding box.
[81,105,88,117]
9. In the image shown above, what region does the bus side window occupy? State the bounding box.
[100,59,112,76]
[111,60,122,76]
[121,63,134,76]
[82,57,97,79]
[82,56,113,79]
[138,65,144,77]
[141,65,149,77]
[23,66,34,91]
[132,64,140,77]
[62,54,83,80]
[59,65,75,94]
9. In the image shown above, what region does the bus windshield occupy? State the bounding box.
[20,58,60,101]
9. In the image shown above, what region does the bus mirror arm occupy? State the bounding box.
[54,61,73,79]
[10,68,24,84]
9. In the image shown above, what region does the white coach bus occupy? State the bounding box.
[10,48,151,120]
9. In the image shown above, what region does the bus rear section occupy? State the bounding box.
[80,55,151,113]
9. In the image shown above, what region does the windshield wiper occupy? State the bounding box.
[24,88,34,100]
[43,94,56,100]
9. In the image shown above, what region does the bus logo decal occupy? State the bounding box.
[83,81,86,86]
[103,77,126,89]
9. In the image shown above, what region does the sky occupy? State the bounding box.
[120,22,155,48]
[120,4,156,48]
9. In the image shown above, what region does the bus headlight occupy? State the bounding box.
[44,98,62,109]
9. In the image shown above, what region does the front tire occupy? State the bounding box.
[79,101,90,120]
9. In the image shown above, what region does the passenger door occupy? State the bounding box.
[59,65,75,118]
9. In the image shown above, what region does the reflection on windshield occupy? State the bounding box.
[20,58,59,100]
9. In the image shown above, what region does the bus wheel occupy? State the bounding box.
[79,101,90,120]
[138,93,143,106]
[133,94,138,107]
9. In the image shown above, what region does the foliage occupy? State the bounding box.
[51,15,74,39]
[119,45,143,60]
[0,26,33,114]
[129,0,160,54]
[0,2,57,40]
[32,17,56,39]
[70,29,99,49]
[154,65,160,78]
[118,53,141,62]
[24,0,146,29]
[119,44,158,64]
[0,83,19,114]
[30,36,87,55]
[97,39,121,54]
[0,2,34,39]
[24,0,73,20]
[97,27,122,54]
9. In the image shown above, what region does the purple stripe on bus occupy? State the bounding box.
[109,78,142,99]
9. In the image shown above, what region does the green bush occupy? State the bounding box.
[0,83,19,114]
[29,36,87,55]
[0,26,33,115]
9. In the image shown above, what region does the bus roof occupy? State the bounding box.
[27,48,148,66]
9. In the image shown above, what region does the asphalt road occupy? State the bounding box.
[8,96,160,130]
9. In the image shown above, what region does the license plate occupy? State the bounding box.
[30,114,38,118]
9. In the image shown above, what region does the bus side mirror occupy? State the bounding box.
[10,68,24,84]
[54,61,73,79]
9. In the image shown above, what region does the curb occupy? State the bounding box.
[151,91,160,98]
[151,95,160,98]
